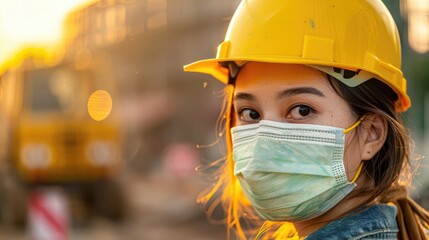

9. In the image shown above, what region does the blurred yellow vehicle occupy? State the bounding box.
[0,49,125,226]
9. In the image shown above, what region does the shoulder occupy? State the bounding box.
[306,204,398,240]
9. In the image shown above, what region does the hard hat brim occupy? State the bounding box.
[183,57,361,83]
[184,57,411,112]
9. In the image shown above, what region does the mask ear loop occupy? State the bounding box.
[343,115,367,183]
[351,163,364,183]
[343,115,366,134]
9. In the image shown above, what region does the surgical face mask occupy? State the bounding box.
[231,118,364,222]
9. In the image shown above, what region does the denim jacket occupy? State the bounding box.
[305,204,398,240]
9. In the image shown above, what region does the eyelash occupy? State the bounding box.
[286,104,316,120]
[237,107,261,123]
[236,104,316,124]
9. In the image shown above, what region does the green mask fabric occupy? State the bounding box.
[231,120,358,222]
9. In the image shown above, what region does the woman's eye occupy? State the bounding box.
[287,105,314,120]
[239,108,261,123]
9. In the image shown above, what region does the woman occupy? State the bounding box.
[185,0,429,239]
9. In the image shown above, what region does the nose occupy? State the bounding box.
[262,109,284,123]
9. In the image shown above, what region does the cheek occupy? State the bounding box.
[343,134,364,181]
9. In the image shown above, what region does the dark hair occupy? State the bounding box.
[326,75,412,203]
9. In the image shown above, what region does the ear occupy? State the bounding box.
[360,114,388,160]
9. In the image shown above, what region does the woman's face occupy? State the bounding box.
[233,62,364,180]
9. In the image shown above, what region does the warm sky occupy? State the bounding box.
[0,0,94,63]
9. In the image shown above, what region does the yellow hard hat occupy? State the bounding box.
[184,0,411,112]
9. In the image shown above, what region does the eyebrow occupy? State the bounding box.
[276,87,326,99]
[235,92,255,101]
[234,87,326,101]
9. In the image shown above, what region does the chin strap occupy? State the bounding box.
[387,186,429,240]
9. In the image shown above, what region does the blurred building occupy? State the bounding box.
[401,0,429,54]
[62,0,240,171]
[58,0,242,236]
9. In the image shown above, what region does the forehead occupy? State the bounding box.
[235,62,331,92]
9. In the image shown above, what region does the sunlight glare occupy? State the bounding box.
[0,0,95,62]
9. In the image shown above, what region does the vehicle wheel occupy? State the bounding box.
[91,180,126,222]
